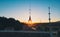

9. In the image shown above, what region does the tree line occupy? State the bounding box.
[0,16,23,30]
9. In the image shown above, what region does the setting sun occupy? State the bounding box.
[28,20,32,24]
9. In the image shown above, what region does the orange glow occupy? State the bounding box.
[28,20,32,24]
[27,20,33,27]
[23,20,35,27]
[18,16,60,23]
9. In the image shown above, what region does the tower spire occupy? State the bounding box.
[28,7,32,24]
[28,0,32,24]
[29,8,31,21]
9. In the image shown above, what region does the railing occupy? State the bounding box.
[0,30,58,37]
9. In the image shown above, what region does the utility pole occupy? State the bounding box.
[48,7,51,23]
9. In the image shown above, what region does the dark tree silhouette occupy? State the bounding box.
[0,17,23,30]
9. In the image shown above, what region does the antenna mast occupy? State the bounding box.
[48,7,51,23]
[48,6,53,37]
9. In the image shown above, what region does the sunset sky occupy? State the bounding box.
[0,0,60,23]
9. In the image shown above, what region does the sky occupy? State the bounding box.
[0,0,60,23]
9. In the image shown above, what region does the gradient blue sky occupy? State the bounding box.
[0,0,60,23]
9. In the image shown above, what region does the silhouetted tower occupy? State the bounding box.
[28,9,32,23]
[48,6,53,37]
[28,0,32,24]
[29,9,31,20]
[48,7,51,23]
